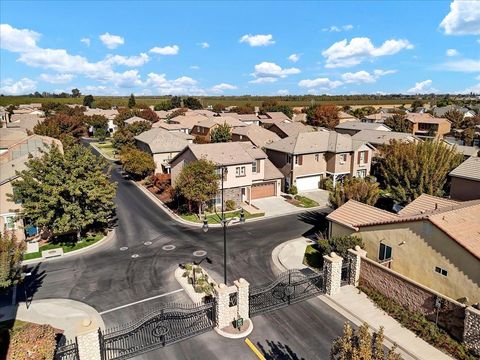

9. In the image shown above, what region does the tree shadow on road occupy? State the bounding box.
[20,263,46,305]
[256,340,306,360]
[297,211,329,239]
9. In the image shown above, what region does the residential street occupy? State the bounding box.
[21,145,347,359]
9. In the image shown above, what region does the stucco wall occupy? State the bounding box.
[450,177,480,201]
[292,153,327,178]
[153,152,179,174]
[0,181,25,241]
[351,145,372,176]
[359,257,466,340]
[326,153,352,174]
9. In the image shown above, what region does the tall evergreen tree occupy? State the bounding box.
[210,123,232,143]
[379,140,463,204]
[10,144,116,239]
[128,93,136,108]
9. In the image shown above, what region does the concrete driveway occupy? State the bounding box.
[251,196,300,217]
[299,189,330,206]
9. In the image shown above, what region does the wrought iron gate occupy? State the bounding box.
[54,339,79,360]
[249,269,324,317]
[100,301,215,360]
[341,259,352,286]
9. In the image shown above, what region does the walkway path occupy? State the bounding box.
[273,237,453,360]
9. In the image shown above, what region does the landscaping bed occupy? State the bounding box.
[287,195,319,208]
[359,284,477,360]
[180,209,264,224]
[23,233,104,260]
[91,141,117,159]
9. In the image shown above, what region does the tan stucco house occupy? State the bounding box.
[265,130,374,191]
[191,117,246,143]
[326,194,480,304]
[134,128,194,174]
[170,142,283,207]
[405,113,451,139]
[231,125,280,148]
[449,156,480,201]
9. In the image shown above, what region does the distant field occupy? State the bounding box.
[0,95,416,108]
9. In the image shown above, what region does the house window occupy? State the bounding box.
[252,160,259,173]
[358,151,368,164]
[235,166,246,177]
[378,243,392,261]
[286,154,292,163]
[295,155,303,165]
[315,154,320,162]
[357,169,367,178]
[4,215,16,230]
[196,127,200,133]
[435,266,448,277]
[339,154,347,164]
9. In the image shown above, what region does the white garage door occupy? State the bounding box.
[296,175,321,191]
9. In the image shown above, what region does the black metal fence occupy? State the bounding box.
[341,259,352,286]
[54,339,79,360]
[99,300,215,360]
[249,268,324,317]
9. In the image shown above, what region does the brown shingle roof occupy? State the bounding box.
[232,125,280,147]
[188,142,255,165]
[449,157,480,181]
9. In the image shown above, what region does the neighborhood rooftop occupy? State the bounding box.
[449,156,480,181]
[134,128,194,153]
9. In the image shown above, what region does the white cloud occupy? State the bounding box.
[39,73,75,84]
[83,85,111,95]
[322,24,354,32]
[250,62,300,83]
[461,83,480,93]
[99,33,124,49]
[149,45,179,55]
[288,53,300,63]
[322,37,413,68]
[80,38,90,46]
[446,48,459,56]
[407,79,437,94]
[277,89,289,95]
[440,58,480,72]
[239,34,275,47]
[298,77,343,89]
[341,69,396,84]
[0,23,40,52]
[0,78,37,95]
[103,53,150,67]
[198,42,209,48]
[190,65,200,70]
[211,83,237,93]
[145,73,204,95]
[440,0,480,35]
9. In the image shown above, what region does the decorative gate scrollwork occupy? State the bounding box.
[249,269,324,317]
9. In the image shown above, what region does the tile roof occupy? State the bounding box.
[352,130,419,146]
[335,121,391,131]
[271,122,314,137]
[449,156,480,181]
[263,158,284,180]
[239,142,267,159]
[232,125,280,147]
[169,114,209,130]
[134,128,193,153]
[398,194,460,216]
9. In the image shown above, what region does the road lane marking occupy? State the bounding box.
[245,338,266,360]
[99,289,184,315]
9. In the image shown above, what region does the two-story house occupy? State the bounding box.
[265,130,374,191]
[335,121,391,136]
[134,128,194,174]
[170,142,283,208]
[405,113,451,139]
[191,117,246,142]
[231,125,280,148]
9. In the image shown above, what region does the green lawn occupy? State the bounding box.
[180,210,264,224]
[293,195,319,208]
[91,141,117,159]
[303,244,322,269]
[23,233,104,260]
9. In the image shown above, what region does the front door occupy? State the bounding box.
[241,187,246,202]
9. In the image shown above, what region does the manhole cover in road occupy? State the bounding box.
[131,254,140,258]
[120,246,128,251]
[193,250,207,257]
[144,241,152,246]
[162,245,176,251]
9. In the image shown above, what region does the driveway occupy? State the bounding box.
[251,196,300,217]
[299,189,330,206]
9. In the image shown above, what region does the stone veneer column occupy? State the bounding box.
[323,252,343,296]
[234,278,250,321]
[214,283,238,329]
[347,246,368,287]
[463,306,480,356]
[76,319,101,360]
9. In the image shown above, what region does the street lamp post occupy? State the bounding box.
[21,272,32,309]
[202,166,245,285]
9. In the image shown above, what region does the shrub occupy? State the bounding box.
[288,185,298,195]
[8,322,57,360]
[120,148,156,180]
[225,199,236,211]
[317,235,363,259]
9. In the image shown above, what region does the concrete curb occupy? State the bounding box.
[21,229,115,266]
[214,319,253,339]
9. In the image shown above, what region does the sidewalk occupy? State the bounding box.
[0,298,105,340]
[273,237,453,360]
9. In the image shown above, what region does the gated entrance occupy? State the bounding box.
[99,301,215,360]
[249,268,324,317]
[55,339,79,360]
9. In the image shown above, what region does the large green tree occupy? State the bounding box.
[379,140,463,204]
[128,93,136,108]
[174,159,219,214]
[329,177,380,209]
[83,94,94,107]
[210,123,232,143]
[184,97,203,110]
[10,145,116,239]
[120,148,156,179]
[444,109,463,129]
[384,114,412,133]
[0,231,25,288]
[260,100,293,119]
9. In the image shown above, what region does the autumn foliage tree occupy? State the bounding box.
[0,231,25,288]
[306,104,339,129]
[174,159,219,215]
[379,140,463,204]
[120,148,156,179]
[329,177,380,209]
[34,113,86,140]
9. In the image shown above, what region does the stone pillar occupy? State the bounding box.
[234,278,250,321]
[347,246,367,287]
[323,252,343,296]
[463,306,480,356]
[214,283,238,329]
[76,318,101,360]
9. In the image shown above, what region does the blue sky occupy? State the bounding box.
[1,0,479,96]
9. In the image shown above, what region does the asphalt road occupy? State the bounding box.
[20,144,348,359]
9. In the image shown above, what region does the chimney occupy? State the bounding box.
[254,106,259,116]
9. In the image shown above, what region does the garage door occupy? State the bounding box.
[251,182,276,199]
[296,175,321,191]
